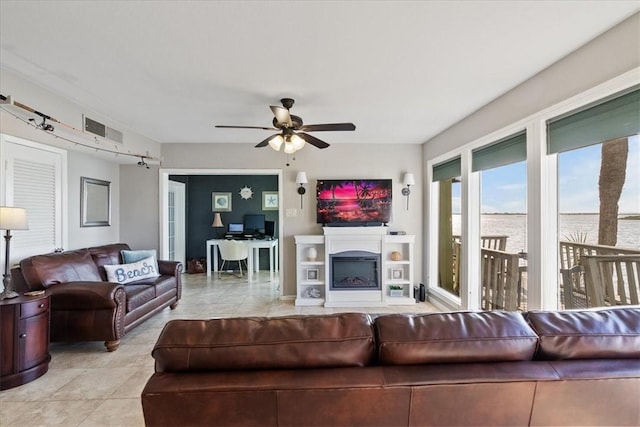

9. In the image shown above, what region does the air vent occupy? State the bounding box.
[83,115,123,144]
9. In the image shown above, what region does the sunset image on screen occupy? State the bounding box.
[316,179,392,224]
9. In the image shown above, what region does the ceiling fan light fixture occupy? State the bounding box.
[268,135,284,151]
[283,140,296,154]
[291,134,306,151]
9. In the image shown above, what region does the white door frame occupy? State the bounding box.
[159,168,284,296]
[168,180,186,267]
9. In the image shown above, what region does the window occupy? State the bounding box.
[472,131,527,311]
[426,75,638,313]
[549,88,640,309]
[433,157,461,296]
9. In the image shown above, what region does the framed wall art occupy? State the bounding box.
[212,192,232,212]
[81,177,111,227]
[262,191,279,210]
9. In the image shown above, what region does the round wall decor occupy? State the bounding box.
[239,186,253,200]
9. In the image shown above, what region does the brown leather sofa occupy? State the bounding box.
[12,243,182,351]
[141,307,639,426]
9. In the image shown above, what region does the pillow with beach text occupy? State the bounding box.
[104,256,159,284]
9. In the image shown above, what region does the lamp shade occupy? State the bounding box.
[268,135,284,151]
[283,141,296,154]
[0,207,29,230]
[211,213,223,228]
[296,172,308,185]
[291,134,306,151]
[403,173,416,186]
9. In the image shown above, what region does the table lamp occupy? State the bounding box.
[212,212,224,238]
[1,206,29,300]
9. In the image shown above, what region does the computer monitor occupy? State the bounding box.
[264,220,275,238]
[243,214,265,234]
[227,223,243,234]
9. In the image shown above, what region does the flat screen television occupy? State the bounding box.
[243,214,265,234]
[316,179,392,225]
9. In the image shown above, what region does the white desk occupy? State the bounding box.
[206,238,278,281]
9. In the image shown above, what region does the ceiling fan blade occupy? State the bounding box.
[270,106,292,128]
[299,123,356,132]
[298,132,330,149]
[215,125,277,130]
[255,133,281,148]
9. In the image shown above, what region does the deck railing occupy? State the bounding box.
[559,241,640,308]
[480,248,520,311]
[449,238,639,310]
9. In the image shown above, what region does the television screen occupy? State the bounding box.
[316,179,392,225]
[243,214,265,233]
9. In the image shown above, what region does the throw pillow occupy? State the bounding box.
[121,249,159,274]
[104,256,160,284]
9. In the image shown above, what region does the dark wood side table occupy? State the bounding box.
[0,293,51,390]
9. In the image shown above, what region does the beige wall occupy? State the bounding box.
[423,12,640,161]
[0,110,122,251]
[0,69,164,250]
[2,13,638,299]
[136,142,424,297]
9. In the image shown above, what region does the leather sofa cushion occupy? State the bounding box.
[375,311,538,364]
[89,243,130,280]
[27,249,102,288]
[152,313,374,372]
[526,307,640,360]
[124,284,157,312]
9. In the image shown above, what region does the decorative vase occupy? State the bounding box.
[306,247,318,262]
[390,251,402,261]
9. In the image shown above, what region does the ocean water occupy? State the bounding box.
[452,214,640,253]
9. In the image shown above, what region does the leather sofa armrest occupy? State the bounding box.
[157,260,183,277]
[47,281,125,310]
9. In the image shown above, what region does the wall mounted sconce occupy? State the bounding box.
[402,173,415,210]
[295,171,308,209]
[211,212,224,238]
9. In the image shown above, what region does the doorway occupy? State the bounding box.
[159,168,284,296]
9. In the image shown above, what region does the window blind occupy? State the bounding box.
[472,131,526,172]
[13,159,57,250]
[432,157,461,182]
[547,87,640,154]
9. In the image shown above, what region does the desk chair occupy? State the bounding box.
[218,240,249,277]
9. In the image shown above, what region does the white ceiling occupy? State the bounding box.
[1,1,638,147]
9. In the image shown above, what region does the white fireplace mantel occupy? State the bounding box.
[295,229,416,307]
[322,226,387,236]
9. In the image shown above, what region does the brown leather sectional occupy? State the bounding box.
[142,307,639,426]
[12,243,182,351]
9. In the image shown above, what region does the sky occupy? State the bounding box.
[451,134,640,214]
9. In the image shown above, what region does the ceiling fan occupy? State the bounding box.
[215,98,356,153]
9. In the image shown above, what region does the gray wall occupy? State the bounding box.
[172,174,279,266]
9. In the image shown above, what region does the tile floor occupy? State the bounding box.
[0,272,438,426]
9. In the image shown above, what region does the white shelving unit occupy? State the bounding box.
[382,234,415,304]
[295,231,416,307]
[295,235,326,306]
